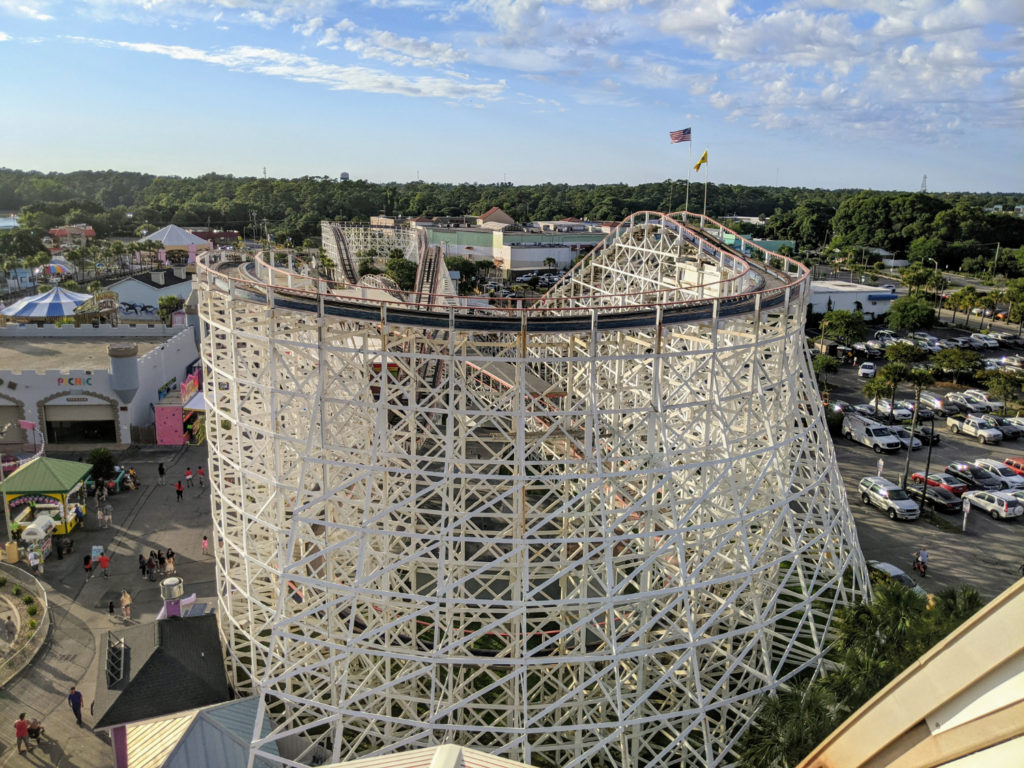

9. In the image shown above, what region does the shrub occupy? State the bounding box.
[22,594,34,606]
[0,575,6,587]
[28,619,37,630]
[27,605,37,616]
[12,585,21,596]
[88,447,116,481]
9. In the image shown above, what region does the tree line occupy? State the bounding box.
[1,168,1020,267]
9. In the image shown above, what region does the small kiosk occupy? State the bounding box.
[1,457,93,560]
[155,369,206,446]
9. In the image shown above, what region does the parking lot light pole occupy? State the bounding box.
[0,423,12,544]
[921,414,936,493]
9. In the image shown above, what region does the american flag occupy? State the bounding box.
[669,128,691,143]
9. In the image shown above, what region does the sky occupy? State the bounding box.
[0,0,1021,193]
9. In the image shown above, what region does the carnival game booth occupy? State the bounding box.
[1,457,92,553]
[155,369,206,446]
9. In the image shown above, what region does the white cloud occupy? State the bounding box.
[0,30,9,40]
[317,18,356,49]
[292,16,323,37]
[344,29,464,68]
[0,0,53,21]
[99,38,505,100]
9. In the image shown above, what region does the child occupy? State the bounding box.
[185,467,193,487]
[197,465,205,487]
[175,481,184,502]
[202,535,209,555]
[83,554,92,581]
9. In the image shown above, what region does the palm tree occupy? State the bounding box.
[863,378,890,417]
[901,368,935,488]
[878,362,911,418]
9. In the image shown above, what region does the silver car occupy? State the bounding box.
[961,490,1024,520]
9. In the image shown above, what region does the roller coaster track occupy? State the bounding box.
[205,212,807,333]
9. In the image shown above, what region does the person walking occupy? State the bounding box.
[165,551,176,575]
[175,481,184,502]
[157,550,166,574]
[197,465,205,488]
[27,718,44,745]
[202,535,209,555]
[120,589,132,621]
[185,467,193,487]
[14,712,32,753]
[67,687,84,726]
[98,552,110,578]
[157,462,166,485]
[83,554,93,581]
[4,617,16,644]
[146,556,156,581]
[138,554,147,579]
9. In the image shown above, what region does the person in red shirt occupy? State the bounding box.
[98,553,110,578]
[197,465,205,487]
[14,712,31,753]
[175,481,183,502]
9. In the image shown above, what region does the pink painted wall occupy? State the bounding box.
[113,725,128,768]
[155,404,186,445]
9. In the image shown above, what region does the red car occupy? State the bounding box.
[1003,457,1024,476]
[910,471,969,496]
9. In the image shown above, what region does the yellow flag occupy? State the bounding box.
[694,149,708,172]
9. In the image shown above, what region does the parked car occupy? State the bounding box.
[858,476,921,520]
[936,338,961,349]
[971,458,1024,488]
[969,333,1000,349]
[867,561,927,595]
[961,490,1024,520]
[1003,457,1024,476]
[918,392,961,416]
[963,389,1005,411]
[947,393,993,414]
[869,398,913,421]
[945,462,1003,491]
[874,329,898,341]
[888,425,923,450]
[989,416,1024,440]
[908,331,940,344]
[905,484,962,515]
[896,400,933,421]
[858,362,877,378]
[843,415,902,453]
[908,424,940,445]
[910,471,969,496]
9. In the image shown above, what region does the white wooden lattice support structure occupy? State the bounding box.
[196,212,869,768]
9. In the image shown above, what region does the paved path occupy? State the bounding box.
[0,445,215,767]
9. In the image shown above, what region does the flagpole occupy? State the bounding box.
[702,149,709,223]
[684,142,692,221]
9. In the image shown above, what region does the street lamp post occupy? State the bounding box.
[0,423,13,545]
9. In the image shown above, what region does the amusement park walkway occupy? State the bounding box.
[0,444,215,767]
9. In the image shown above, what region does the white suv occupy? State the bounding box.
[858,476,921,520]
[961,490,1024,520]
[970,459,1024,489]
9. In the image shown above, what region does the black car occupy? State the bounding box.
[945,462,1003,491]
[991,416,1024,440]
[906,484,961,514]
[908,424,940,445]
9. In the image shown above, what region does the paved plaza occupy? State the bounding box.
[0,445,214,767]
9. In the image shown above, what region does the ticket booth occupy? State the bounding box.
[0,457,93,552]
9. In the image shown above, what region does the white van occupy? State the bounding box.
[842,414,902,453]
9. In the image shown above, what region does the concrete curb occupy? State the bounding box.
[0,562,51,688]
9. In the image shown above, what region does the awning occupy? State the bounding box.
[184,392,206,412]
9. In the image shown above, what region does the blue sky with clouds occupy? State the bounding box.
[0,0,1021,192]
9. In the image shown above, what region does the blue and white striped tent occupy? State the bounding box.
[0,286,92,318]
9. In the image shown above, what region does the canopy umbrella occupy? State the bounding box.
[0,286,92,318]
[33,263,72,276]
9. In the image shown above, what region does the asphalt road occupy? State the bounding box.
[827,349,1024,601]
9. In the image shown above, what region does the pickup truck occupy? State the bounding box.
[947,414,1003,444]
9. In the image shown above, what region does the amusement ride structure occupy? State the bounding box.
[195,212,869,768]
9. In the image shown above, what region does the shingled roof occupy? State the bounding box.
[94,614,230,730]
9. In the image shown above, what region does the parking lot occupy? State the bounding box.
[827,346,1024,601]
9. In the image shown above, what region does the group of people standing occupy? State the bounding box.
[158,463,205,502]
[139,548,176,581]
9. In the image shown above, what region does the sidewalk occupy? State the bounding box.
[0,444,216,767]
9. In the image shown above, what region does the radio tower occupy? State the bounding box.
[921,174,928,193]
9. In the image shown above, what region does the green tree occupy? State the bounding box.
[863,377,891,416]
[821,309,868,347]
[899,264,930,295]
[885,341,926,366]
[878,362,911,414]
[887,296,935,332]
[87,447,115,481]
[813,354,840,388]
[385,257,417,291]
[975,369,1021,414]
[931,347,982,384]
[157,295,184,324]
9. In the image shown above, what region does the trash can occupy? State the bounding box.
[5,540,19,564]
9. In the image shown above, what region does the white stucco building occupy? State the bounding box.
[0,323,199,448]
[809,280,896,319]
